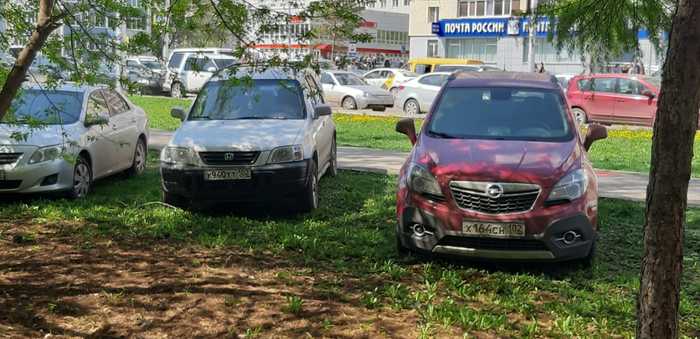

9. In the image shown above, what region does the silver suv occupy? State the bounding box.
[161,68,336,211]
[162,48,236,98]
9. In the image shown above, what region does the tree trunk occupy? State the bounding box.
[637,1,700,338]
[0,0,58,120]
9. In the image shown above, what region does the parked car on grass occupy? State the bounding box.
[0,85,149,198]
[320,70,394,111]
[162,48,236,98]
[567,74,662,126]
[394,72,608,265]
[125,56,165,94]
[362,68,418,95]
[395,72,451,115]
[161,67,336,211]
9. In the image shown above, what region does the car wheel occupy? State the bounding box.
[328,138,338,177]
[297,159,319,212]
[404,99,420,115]
[127,138,147,176]
[396,231,410,257]
[69,156,92,199]
[342,96,358,110]
[171,82,183,98]
[372,107,387,112]
[162,191,188,209]
[572,108,588,125]
[575,240,596,270]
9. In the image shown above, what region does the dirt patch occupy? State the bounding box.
[0,221,423,338]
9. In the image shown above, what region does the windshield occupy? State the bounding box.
[142,60,162,70]
[334,73,367,86]
[189,79,305,121]
[213,58,235,69]
[2,90,83,125]
[427,87,572,141]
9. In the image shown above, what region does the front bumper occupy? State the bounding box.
[160,160,310,202]
[0,159,74,194]
[397,204,596,261]
[357,96,394,109]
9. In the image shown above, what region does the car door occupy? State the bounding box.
[102,89,139,169]
[613,78,657,125]
[586,77,618,122]
[320,73,341,105]
[183,56,215,93]
[305,75,333,168]
[363,70,384,88]
[83,90,118,178]
[416,74,447,110]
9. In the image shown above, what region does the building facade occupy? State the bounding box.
[250,0,410,59]
[409,0,664,74]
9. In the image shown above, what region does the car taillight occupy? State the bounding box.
[398,86,405,91]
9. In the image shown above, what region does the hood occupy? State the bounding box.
[0,124,79,147]
[170,119,306,151]
[414,136,580,187]
[346,85,391,96]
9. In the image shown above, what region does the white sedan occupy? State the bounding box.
[362,68,418,96]
[394,72,451,115]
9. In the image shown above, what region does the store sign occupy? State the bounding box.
[433,17,551,37]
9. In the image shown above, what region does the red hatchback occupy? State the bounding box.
[566,74,661,126]
[395,72,608,263]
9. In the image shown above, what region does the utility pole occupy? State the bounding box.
[527,0,537,72]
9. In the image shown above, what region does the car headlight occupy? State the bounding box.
[28,145,64,164]
[547,169,588,202]
[160,147,199,167]
[269,145,303,164]
[407,163,443,197]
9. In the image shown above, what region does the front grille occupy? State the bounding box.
[439,236,548,251]
[0,180,22,190]
[199,151,259,166]
[449,181,540,214]
[0,153,22,165]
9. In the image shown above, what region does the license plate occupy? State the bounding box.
[204,168,251,181]
[0,170,5,181]
[462,221,525,238]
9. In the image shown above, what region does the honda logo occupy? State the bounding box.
[224,153,235,161]
[485,184,504,199]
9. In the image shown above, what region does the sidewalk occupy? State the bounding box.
[148,129,700,206]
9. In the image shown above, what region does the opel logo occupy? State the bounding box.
[485,184,504,199]
[224,153,235,161]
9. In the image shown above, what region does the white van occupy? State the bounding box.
[162,48,236,97]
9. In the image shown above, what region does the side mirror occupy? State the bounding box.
[583,123,608,151]
[642,89,656,99]
[171,106,186,121]
[206,66,217,73]
[84,114,109,127]
[314,104,332,117]
[396,118,417,145]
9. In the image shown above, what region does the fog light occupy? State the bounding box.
[560,231,581,245]
[412,224,435,237]
[40,174,58,186]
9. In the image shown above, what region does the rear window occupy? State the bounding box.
[427,87,572,142]
[189,80,305,121]
[577,79,592,91]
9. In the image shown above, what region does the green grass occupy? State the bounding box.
[131,95,700,176]
[0,159,698,337]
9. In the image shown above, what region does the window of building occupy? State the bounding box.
[459,0,513,17]
[127,14,147,30]
[446,38,498,62]
[404,0,411,5]
[428,7,439,22]
[522,38,582,63]
[392,0,399,6]
[427,40,439,57]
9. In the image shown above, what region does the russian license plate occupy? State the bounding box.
[0,170,5,181]
[204,168,251,181]
[462,221,525,238]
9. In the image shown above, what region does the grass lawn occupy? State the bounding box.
[0,158,698,337]
[132,95,700,176]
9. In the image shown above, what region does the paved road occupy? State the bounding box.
[148,129,700,206]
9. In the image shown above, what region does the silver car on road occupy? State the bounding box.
[394,72,451,115]
[0,85,149,198]
[320,70,394,111]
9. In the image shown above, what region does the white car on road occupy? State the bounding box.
[362,68,418,95]
[320,70,394,111]
[162,48,236,98]
[161,68,336,211]
[0,85,149,198]
[395,72,451,115]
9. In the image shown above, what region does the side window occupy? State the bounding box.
[184,57,199,71]
[86,91,110,119]
[419,75,443,86]
[126,60,138,67]
[364,71,381,79]
[617,78,643,95]
[102,90,130,116]
[167,53,184,69]
[578,79,592,91]
[592,78,617,93]
[320,73,335,85]
[380,70,392,78]
[304,75,324,105]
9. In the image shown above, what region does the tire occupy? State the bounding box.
[403,99,420,116]
[69,156,92,199]
[162,191,188,209]
[341,96,358,110]
[127,138,147,177]
[575,241,596,269]
[396,231,410,257]
[327,138,338,177]
[572,107,588,125]
[297,159,319,213]
[372,107,387,112]
[170,82,183,98]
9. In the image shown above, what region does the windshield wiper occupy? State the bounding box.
[235,116,289,120]
[429,131,459,139]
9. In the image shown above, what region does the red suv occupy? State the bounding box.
[566,74,661,126]
[395,72,608,263]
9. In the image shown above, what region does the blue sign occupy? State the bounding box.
[433,17,551,37]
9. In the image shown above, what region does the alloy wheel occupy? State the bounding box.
[134,141,146,174]
[342,97,357,110]
[73,162,91,198]
[404,100,419,115]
